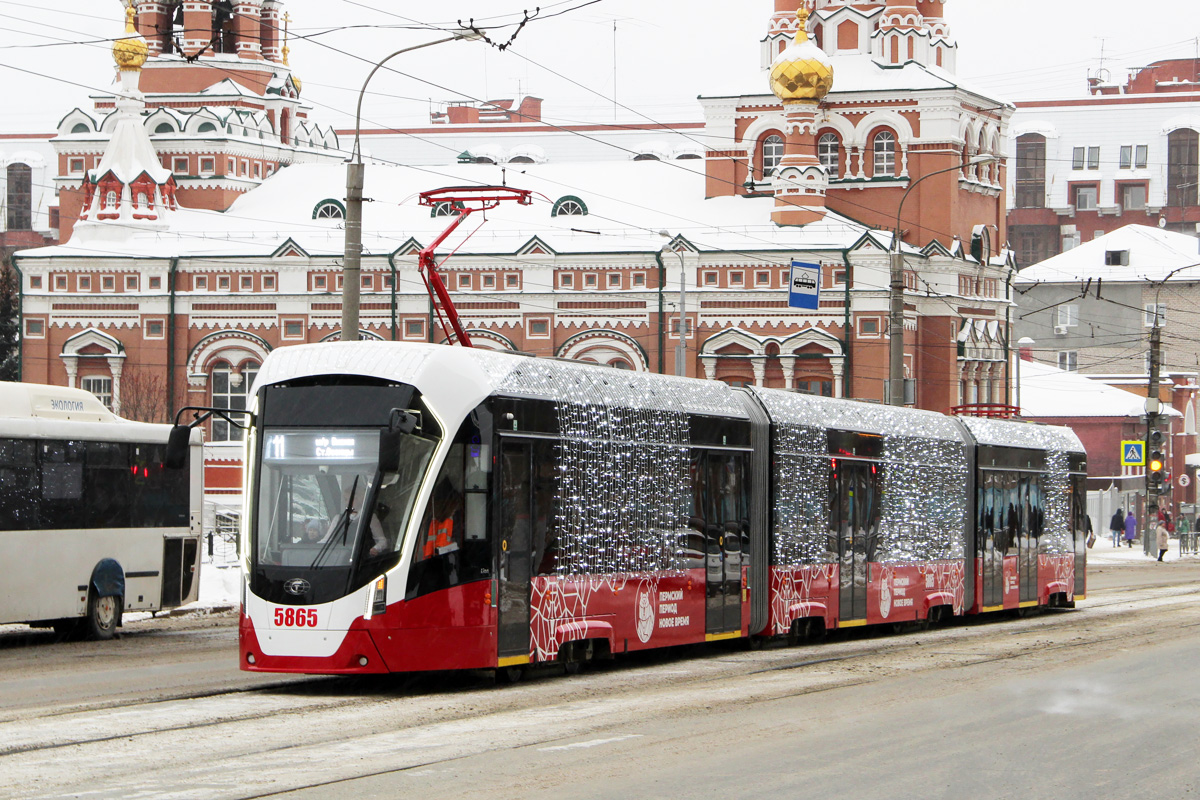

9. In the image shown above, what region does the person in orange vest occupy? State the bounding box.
[423,481,460,559]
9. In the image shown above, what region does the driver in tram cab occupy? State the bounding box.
[326,482,389,557]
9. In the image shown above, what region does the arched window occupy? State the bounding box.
[762,134,785,178]
[509,155,536,164]
[431,201,464,217]
[5,163,32,230]
[154,123,174,134]
[1168,128,1199,210]
[1015,133,1046,209]
[312,199,345,219]
[105,189,118,208]
[873,130,896,177]
[71,122,90,134]
[551,196,588,217]
[210,360,259,443]
[632,153,660,162]
[818,133,840,176]
[197,122,217,133]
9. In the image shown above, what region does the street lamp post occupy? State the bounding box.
[889,154,999,405]
[341,31,480,341]
[660,232,687,377]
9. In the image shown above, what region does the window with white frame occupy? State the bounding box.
[481,274,496,289]
[262,275,276,291]
[559,273,574,288]
[77,275,91,291]
[730,271,744,286]
[218,276,231,291]
[125,275,138,291]
[703,271,718,286]
[25,318,45,338]
[527,319,551,338]
[149,276,162,290]
[172,156,189,174]
[210,361,258,442]
[1122,183,1147,211]
[240,275,253,291]
[200,157,215,176]
[81,376,113,410]
[1057,351,1077,372]
[313,274,327,290]
[607,273,621,289]
[1145,302,1167,327]
[457,273,472,290]
[584,273,597,288]
[54,275,67,291]
[404,319,424,339]
[818,133,840,175]
[100,275,115,292]
[361,274,372,290]
[762,134,784,178]
[1120,145,1132,169]
[194,275,208,291]
[755,271,771,287]
[505,273,520,289]
[1072,147,1085,170]
[632,272,645,287]
[282,319,305,339]
[1057,304,1078,328]
[68,157,85,175]
[144,319,165,339]
[873,130,896,177]
[1073,185,1098,211]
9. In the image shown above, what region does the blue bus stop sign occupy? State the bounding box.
[788,261,821,310]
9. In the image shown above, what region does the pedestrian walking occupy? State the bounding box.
[1178,514,1192,554]
[1157,517,1170,562]
[1124,511,1137,547]
[1109,508,1125,547]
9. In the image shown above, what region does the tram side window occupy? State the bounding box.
[407,420,491,599]
[532,440,559,576]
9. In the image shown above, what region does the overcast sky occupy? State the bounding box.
[0,0,1196,133]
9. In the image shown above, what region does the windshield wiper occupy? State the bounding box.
[309,476,360,569]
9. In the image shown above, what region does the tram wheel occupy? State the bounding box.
[499,666,524,684]
[560,640,592,675]
[85,592,121,641]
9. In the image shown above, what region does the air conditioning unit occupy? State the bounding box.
[1054,324,1068,335]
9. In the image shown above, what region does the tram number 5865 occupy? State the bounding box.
[273,607,318,627]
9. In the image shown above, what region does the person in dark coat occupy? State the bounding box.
[1109,508,1125,547]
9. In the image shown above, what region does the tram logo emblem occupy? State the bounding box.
[635,583,655,643]
[284,578,311,596]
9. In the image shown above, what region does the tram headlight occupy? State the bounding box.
[371,576,387,617]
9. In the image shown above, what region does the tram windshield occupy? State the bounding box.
[254,428,435,601]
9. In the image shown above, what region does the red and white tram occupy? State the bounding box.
[223,341,1087,675]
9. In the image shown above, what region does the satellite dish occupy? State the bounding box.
[1159,216,1167,228]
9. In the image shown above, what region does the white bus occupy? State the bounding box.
[0,381,203,639]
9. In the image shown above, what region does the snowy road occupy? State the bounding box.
[1,557,1198,799]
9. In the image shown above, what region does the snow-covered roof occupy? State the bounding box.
[1019,358,1181,419]
[1016,225,1200,285]
[23,159,896,260]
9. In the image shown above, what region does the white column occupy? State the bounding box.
[702,357,718,381]
[780,356,797,390]
[108,356,125,415]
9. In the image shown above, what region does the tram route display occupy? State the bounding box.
[209,341,1087,676]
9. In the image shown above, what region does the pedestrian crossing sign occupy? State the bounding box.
[1121,440,1145,467]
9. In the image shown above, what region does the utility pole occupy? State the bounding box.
[1145,318,1164,556]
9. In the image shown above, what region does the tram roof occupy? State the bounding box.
[252,341,750,420]
[751,386,969,444]
[957,416,1085,454]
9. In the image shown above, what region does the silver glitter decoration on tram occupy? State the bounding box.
[479,354,747,576]
[753,388,970,566]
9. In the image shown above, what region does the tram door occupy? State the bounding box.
[834,460,877,622]
[694,450,747,636]
[980,471,1004,608]
[497,441,533,661]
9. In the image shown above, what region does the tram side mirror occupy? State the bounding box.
[379,409,418,472]
[165,425,191,470]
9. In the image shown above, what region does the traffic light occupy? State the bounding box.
[1148,429,1166,491]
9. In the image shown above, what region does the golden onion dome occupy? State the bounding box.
[112,3,148,72]
[769,6,834,103]
[291,74,302,95]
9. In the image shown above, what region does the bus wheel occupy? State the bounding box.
[85,592,121,640]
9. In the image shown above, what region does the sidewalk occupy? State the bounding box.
[1088,538,1200,565]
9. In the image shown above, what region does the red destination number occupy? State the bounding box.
[273,607,318,627]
